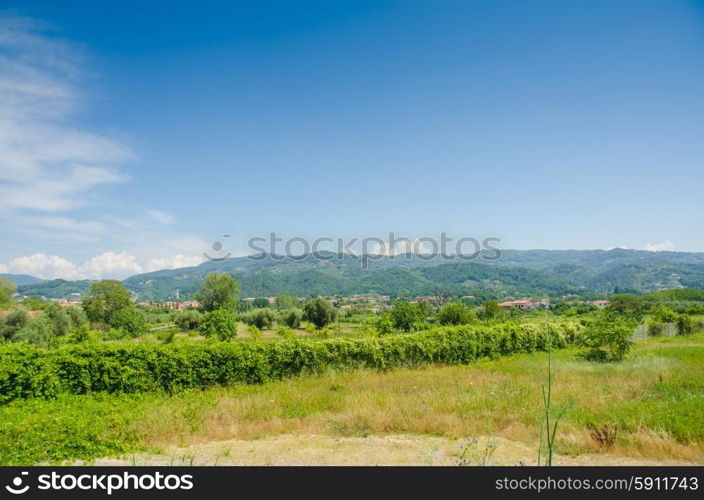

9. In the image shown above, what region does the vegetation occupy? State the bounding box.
[199,309,238,341]
[194,273,240,312]
[302,297,337,329]
[578,312,634,362]
[82,280,132,324]
[389,302,426,331]
[438,302,475,326]
[0,333,701,465]
[0,321,581,404]
[0,277,16,308]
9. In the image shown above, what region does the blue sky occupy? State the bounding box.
[1,0,704,279]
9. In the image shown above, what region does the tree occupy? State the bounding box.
[174,309,202,331]
[109,308,148,337]
[438,302,475,326]
[43,302,72,336]
[195,273,240,312]
[252,297,270,309]
[275,295,300,309]
[578,312,634,362]
[82,280,132,324]
[606,294,645,321]
[390,302,424,331]
[374,312,394,335]
[200,309,238,340]
[0,308,30,341]
[479,300,504,321]
[241,308,276,329]
[303,297,337,329]
[0,278,17,309]
[280,309,302,329]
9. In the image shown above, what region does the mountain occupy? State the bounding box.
[14,249,704,301]
[0,274,45,286]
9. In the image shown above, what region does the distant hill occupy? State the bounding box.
[0,274,45,286]
[15,249,704,301]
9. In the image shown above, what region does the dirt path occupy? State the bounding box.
[86,434,701,466]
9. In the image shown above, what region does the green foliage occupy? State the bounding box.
[199,309,238,341]
[174,309,202,331]
[374,312,394,336]
[0,278,17,309]
[578,313,634,362]
[194,273,240,312]
[606,294,645,321]
[438,302,475,326]
[389,302,425,331]
[21,296,44,310]
[274,295,300,309]
[109,308,148,338]
[478,300,504,321]
[302,297,337,329]
[0,308,31,341]
[649,304,678,323]
[275,326,296,339]
[82,280,132,324]
[252,297,270,308]
[0,320,583,405]
[241,308,277,329]
[247,325,262,340]
[42,302,72,337]
[280,309,302,329]
[675,314,696,335]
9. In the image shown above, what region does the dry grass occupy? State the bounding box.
[126,335,704,464]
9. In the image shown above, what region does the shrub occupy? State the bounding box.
[374,312,394,335]
[276,326,296,339]
[1,309,31,341]
[438,302,475,326]
[200,309,238,341]
[0,320,583,404]
[241,309,276,330]
[390,302,424,331]
[675,314,695,335]
[303,298,337,329]
[109,308,148,338]
[578,314,633,362]
[174,309,202,331]
[247,325,262,340]
[280,309,302,329]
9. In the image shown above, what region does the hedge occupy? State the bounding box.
[0,321,583,404]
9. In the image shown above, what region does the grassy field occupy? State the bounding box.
[1,334,702,465]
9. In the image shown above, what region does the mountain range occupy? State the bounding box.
[8,248,704,302]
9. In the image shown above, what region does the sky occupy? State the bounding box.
[1,0,704,279]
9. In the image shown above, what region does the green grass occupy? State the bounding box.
[1,334,702,465]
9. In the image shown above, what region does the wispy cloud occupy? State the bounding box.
[0,15,130,217]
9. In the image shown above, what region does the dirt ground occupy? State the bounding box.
[87,434,700,466]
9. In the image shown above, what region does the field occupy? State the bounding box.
[1,333,702,466]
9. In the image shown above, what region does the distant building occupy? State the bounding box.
[498,299,549,311]
[591,300,609,308]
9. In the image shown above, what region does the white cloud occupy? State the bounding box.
[80,251,143,280]
[3,253,81,280]
[1,251,205,280]
[0,16,130,217]
[146,254,203,272]
[644,241,675,252]
[147,210,175,225]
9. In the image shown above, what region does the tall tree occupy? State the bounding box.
[195,273,240,312]
[82,280,132,323]
[0,278,17,309]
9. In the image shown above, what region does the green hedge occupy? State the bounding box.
[0,321,582,404]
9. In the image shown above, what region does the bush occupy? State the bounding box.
[1,309,31,341]
[174,309,202,331]
[276,326,296,339]
[241,309,276,330]
[302,298,337,329]
[247,325,262,340]
[280,309,302,329]
[578,314,634,362]
[676,314,696,335]
[0,320,583,404]
[390,302,424,331]
[200,309,238,341]
[374,312,394,335]
[438,302,475,326]
[109,308,148,338]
